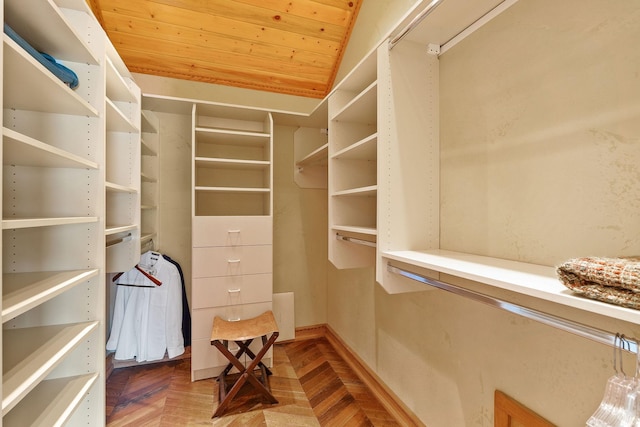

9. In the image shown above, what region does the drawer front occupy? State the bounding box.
[192,273,272,309]
[193,216,272,247]
[191,301,273,340]
[192,245,272,278]
[191,338,273,371]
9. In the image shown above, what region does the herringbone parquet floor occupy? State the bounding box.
[106,337,400,426]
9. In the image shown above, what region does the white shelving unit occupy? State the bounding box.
[191,102,274,381]
[2,0,141,424]
[104,43,141,273]
[141,110,159,251]
[328,51,378,269]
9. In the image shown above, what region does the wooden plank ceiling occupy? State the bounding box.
[88,0,363,98]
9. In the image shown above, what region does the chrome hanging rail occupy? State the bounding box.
[389,0,445,50]
[387,263,639,354]
[336,234,376,248]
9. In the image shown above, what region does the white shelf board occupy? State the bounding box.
[105,57,137,103]
[106,99,139,133]
[141,110,159,133]
[4,36,98,117]
[141,204,157,210]
[195,186,271,194]
[105,224,138,236]
[3,128,98,169]
[3,373,98,427]
[195,127,270,146]
[382,249,640,326]
[2,216,98,230]
[333,225,377,235]
[2,321,99,415]
[5,0,99,64]
[296,143,328,167]
[331,81,378,124]
[141,172,157,183]
[141,232,157,244]
[2,269,99,323]
[332,133,377,160]
[195,157,270,170]
[106,181,137,193]
[332,185,377,197]
[141,138,158,156]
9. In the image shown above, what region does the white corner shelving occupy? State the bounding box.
[141,109,159,250]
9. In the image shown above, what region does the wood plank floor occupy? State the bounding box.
[106,337,401,426]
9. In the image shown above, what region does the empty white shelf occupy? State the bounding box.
[332,185,377,197]
[106,99,138,133]
[105,181,137,193]
[3,128,99,169]
[105,57,137,103]
[332,133,377,160]
[296,143,329,167]
[105,224,137,236]
[333,225,377,235]
[2,216,98,229]
[3,373,98,427]
[195,157,270,170]
[195,186,270,193]
[331,81,378,123]
[2,321,99,415]
[2,269,99,322]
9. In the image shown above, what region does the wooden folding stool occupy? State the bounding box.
[210,310,279,418]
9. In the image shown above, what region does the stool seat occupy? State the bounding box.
[210,310,279,418]
[211,310,279,342]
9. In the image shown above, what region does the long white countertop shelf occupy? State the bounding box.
[382,249,640,325]
[2,269,99,322]
[2,321,99,415]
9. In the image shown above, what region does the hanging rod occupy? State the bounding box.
[106,233,132,247]
[389,0,445,50]
[387,263,639,354]
[336,234,376,248]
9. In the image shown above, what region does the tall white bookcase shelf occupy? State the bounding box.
[140,110,159,249]
[2,0,141,425]
[328,51,378,270]
[190,102,274,381]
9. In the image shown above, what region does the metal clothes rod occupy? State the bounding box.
[336,234,376,248]
[106,233,132,247]
[387,264,639,354]
[389,0,445,50]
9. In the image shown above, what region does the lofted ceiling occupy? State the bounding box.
[87,0,363,99]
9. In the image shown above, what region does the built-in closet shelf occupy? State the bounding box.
[141,139,158,156]
[106,99,138,133]
[3,373,98,427]
[331,81,378,123]
[141,173,157,183]
[3,36,98,117]
[105,181,137,193]
[332,134,377,159]
[332,185,377,197]
[4,0,99,65]
[141,204,157,210]
[195,186,270,194]
[2,321,99,416]
[296,143,328,167]
[2,216,98,229]
[105,58,137,103]
[141,111,159,133]
[195,157,271,170]
[105,224,137,236]
[382,250,640,325]
[2,128,98,169]
[333,225,377,236]
[195,127,270,146]
[2,269,99,323]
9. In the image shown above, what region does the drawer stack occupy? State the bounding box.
[191,216,273,381]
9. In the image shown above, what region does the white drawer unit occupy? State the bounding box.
[192,273,273,309]
[192,216,272,247]
[192,245,273,278]
[190,104,274,381]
